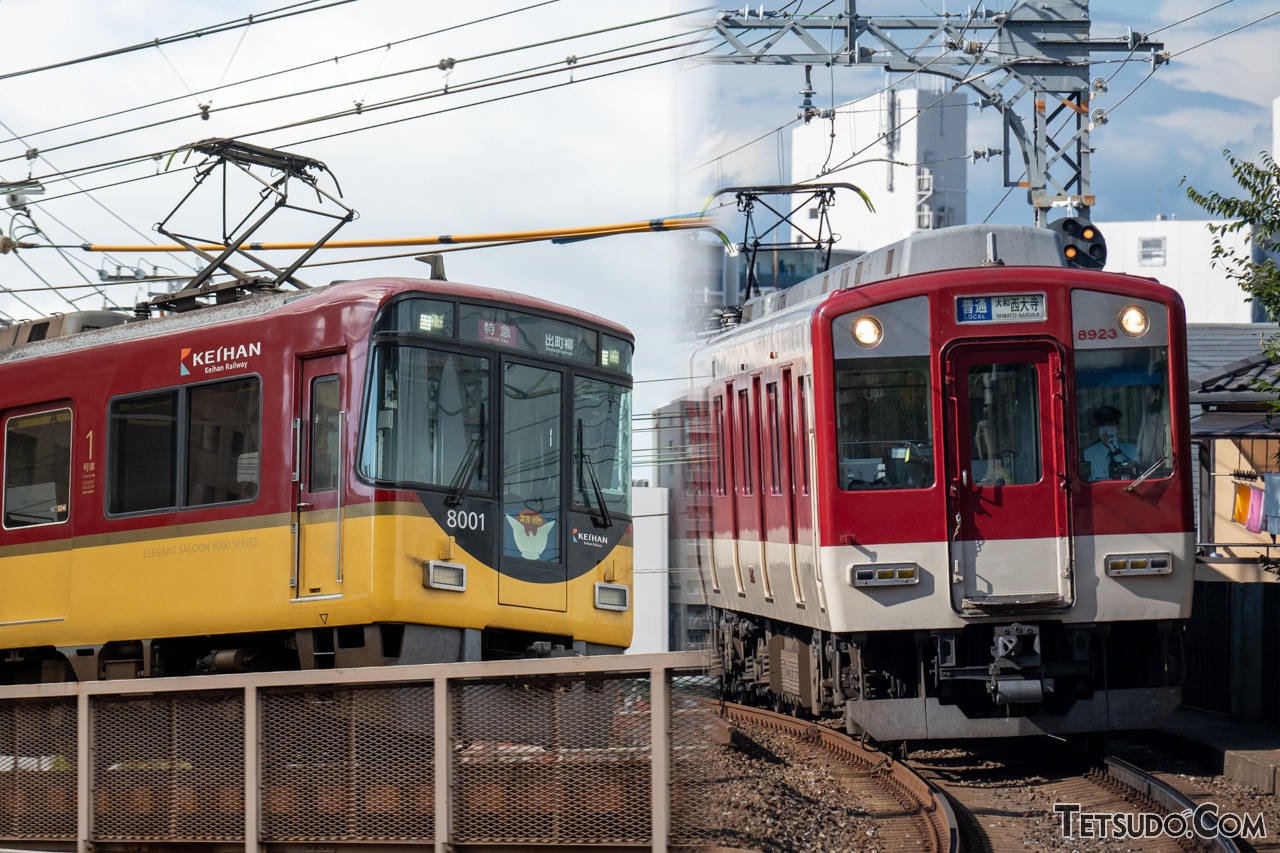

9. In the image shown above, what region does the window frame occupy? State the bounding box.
[570,374,632,517]
[356,340,494,495]
[2,405,73,530]
[105,375,263,518]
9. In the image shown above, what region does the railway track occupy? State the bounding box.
[710,702,959,853]
[908,737,1248,853]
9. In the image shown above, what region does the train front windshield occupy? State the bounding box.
[1073,345,1171,483]
[358,295,634,567]
[835,355,934,490]
[361,346,491,491]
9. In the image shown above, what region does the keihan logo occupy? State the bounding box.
[180,342,261,376]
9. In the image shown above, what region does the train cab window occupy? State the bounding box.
[502,364,561,564]
[3,408,71,528]
[573,377,632,517]
[358,346,490,493]
[1074,346,1171,483]
[835,356,934,490]
[965,363,1041,486]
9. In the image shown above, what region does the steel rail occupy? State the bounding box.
[1104,756,1242,853]
[714,701,960,853]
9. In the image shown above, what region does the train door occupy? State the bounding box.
[945,342,1072,612]
[498,360,567,611]
[293,355,345,600]
[707,391,734,593]
[760,377,797,602]
[1,404,73,623]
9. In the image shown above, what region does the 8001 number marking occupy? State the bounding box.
[445,509,485,531]
[1077,327,1117,341]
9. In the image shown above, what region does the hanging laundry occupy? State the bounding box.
[1264,473,1280,532]
[1233,482,1251,525]
[1247,486,1266,533]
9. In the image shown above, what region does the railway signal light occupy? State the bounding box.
[1049,216,1106,270]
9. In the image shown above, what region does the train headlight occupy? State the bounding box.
[594,582,630,611]
[1118,305,1149,336]
[1104,552,1172,577]
[852,316,883,347]
[424,560,467,591]
[849,563,920,587]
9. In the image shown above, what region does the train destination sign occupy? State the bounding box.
[955,293,1047,324]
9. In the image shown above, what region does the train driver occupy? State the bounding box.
[1082,405,1140,481]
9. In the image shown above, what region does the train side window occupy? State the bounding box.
[309,376,340,492]
[187,378,261,506]
[737,388,753,495]
[3,408,71,528]
[712,396,727,496]
[797,376,810,496]
[835,356,934,490]
[109,391,178,514]
[767,382,782,495]
[109,378,261,515]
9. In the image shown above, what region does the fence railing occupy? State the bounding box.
[0,650,715,853]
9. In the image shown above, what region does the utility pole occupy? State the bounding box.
[699,0,1166,225]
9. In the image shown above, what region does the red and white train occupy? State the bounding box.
[689,222,1192,740]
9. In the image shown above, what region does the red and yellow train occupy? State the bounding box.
[0,277,634,681]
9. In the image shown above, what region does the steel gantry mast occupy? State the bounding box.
[699,0,1166,225]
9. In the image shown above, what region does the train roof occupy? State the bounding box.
[0,277,633,365]
[739,224,1068,325]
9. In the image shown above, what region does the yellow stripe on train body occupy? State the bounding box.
[0,503,632,652]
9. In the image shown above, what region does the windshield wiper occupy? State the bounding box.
[445,404,485,508]
[576,419,613,529]
[1123,453,1168,493]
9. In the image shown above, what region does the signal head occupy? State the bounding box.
[1048,216,1106,270]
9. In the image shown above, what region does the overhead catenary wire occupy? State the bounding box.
[15,33,710,201]
[0,0,356,84]
[0,8,703,170]
[4,0,565,148]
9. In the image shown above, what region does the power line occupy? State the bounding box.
[0,8,699,170]
[1149,0,1237,36]
[1169,7,1280,57]
[4,0,564,150]
[20,30,705,200]
[0,0,356,84]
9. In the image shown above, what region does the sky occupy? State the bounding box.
[680,1,1280,227]
[1,0,1279,477]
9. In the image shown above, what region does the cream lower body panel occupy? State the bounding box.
[702,530,1193,635]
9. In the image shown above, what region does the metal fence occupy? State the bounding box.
[0,650,715,852]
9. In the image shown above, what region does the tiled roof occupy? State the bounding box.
[1186,323,1273,379]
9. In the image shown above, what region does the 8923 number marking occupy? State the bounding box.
[1077,327,1118,341]
[446,509,486,531]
